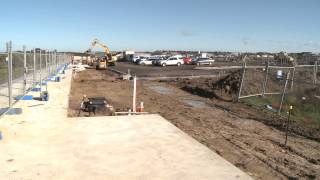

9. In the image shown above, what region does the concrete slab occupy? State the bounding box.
[0,69,252,180]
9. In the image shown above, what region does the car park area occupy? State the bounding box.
[110,62,220,78]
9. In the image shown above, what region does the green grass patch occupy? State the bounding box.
[242,93,320,128]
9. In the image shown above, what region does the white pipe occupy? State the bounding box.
[115,112,149,115]
[133,76,137,112]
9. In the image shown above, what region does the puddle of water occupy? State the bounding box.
[182,99,209,108]
[149,85,209,109]
[149,86,173,94]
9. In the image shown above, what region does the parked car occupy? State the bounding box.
[134,57,146,64]
[138,58,153,65]
[156,56,184,66]
[133,56,140,63]
[183,57,192,64]
[151,56,166,65]
[193,58,215,66]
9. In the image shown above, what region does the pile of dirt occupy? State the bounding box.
[165,70,242,101]
[212,70,242,100]
[167,69,288,102]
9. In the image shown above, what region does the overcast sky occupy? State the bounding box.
[0,0,319,52]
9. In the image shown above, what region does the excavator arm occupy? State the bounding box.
[88,38,116,66]
[91,38,111,55]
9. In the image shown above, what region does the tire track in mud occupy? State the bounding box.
[198,114,289,179]
[204,107,319,179]
[206,111,319,179]
[267,138,320,165]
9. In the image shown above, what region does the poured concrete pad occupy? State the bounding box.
[0,115,251,180]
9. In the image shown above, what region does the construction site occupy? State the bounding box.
[1,1,320,179]
[0,38,319,180]
[67,60,320,179]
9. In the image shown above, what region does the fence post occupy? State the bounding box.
[39,49,42,93]
[313,61,318,84]
[49,51,52,75]
[262,59,269,97]
[23,45,27,94]
[50,51,53,75]
[55,51,57,71]
[6,41,13,107]
[290,65,296,90]
[278,71,291,115]
[237,61,246,101]
[44,50,47,78]
[132,76,137,112]
[33,48,36,85]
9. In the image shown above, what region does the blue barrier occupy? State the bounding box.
[31,87,41,92]
[15,95,33,100]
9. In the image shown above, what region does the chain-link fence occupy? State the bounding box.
[0,41,71,116]
[238,60,320,129]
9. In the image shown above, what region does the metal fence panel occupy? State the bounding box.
[0,41,71,117]
[0,50,9,115]
[12,52,25,101]
[239,61,320,129]
[26,52,34,91]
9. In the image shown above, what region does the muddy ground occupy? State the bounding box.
[163,72,320,141]
[68,69,320,180]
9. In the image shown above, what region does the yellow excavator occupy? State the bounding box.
[86,38,116,69]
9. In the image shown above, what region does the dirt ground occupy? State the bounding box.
[68,69,320,180]
[163,72,320,141]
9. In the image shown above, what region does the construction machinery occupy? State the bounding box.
[78,95,115,116]
[86,38,116,69]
